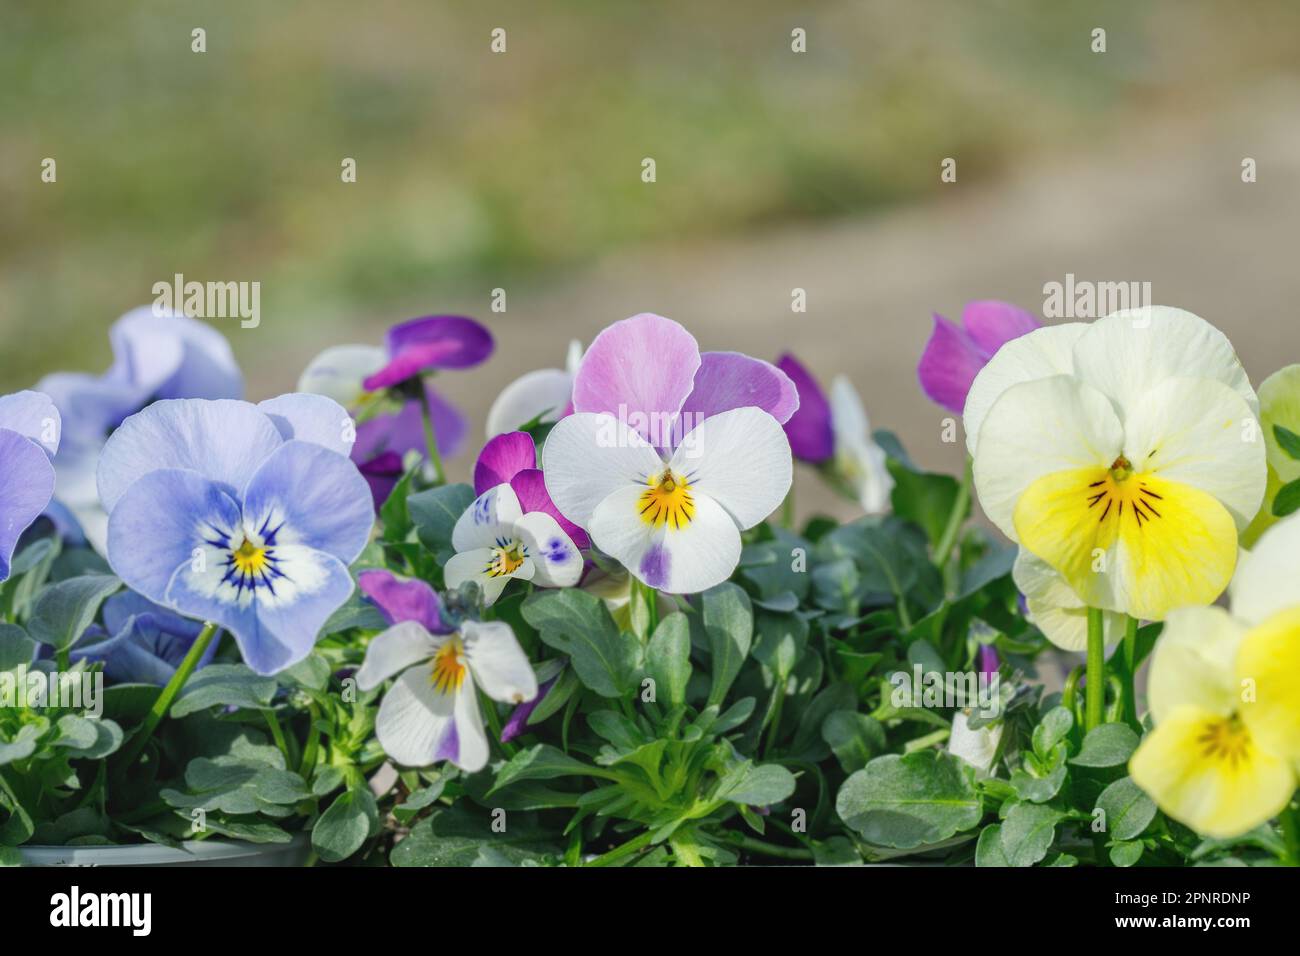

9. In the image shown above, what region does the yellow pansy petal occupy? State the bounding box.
[1259,364,1300,484]
[1015,469,1237,621]
[1147,606,1246,723]
[1236,606,1300,763]
[1130,705,1295,839]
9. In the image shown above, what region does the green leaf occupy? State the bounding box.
[751,610,807,681]
[1274,424,1300,461]
[975,824,1009,867]
[1031,706,1074,755]
[716,762,796,806]
[409,483,475,556]
[521,589,640,698]
[646,612,691,708]
[1273,477,1300,518]
[835,751,983,849]
[0,722,45,766]
[160,757,310,814]
[313,787,379,862]
[489,744,605,794]
[390,806,557,867]
[999,802,1063,867]
[1109,841,1144,867]
[702,583,753,707]
[26,574,121,650]
[54,715,124,758]
[0,624,35,671]
[821,710,885,774]
[1070,722,1140,768]
[811,836,862,866]
[170,664,277,717]
[887,459,965,548]
[1096,776,1157,841]
[379,466,417,542]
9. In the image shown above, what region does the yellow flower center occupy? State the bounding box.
[231,538,269,576]
[486,540,527,577]
[1196,715,1253,769]
[430,637,467,694]
[1084,460,1164,529]
[639,469,695,529]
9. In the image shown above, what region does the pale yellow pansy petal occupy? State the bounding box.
[1236,606,1300,763]
[1130,705,1295,840]
[1258,364,1300,484]
[1012,550,1124,651]
[1122,377,1266,530]
[1147,606,1247,723]
[972,375,1123,541]
[1070,307,1258,421]
[1230,513,1300,624]
[962,323,1087,456]
[1015,470,1237,621]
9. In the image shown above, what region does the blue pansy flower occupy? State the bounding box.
[36,307,242,552]
[0,390,61,582]
[71,592,219,685]
[98,395,373,675]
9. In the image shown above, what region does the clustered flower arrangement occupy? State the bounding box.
[2,302,1299,868]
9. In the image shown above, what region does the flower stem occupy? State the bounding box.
[729,833,815,862]
[480,688,517,759]
[586,829,655,867]
[1281,802,1300,866]
[1085,607,1105,732]
[118,622,219,769]
[934,456,972,575]
[416,383,446,485]
[1121,614,1140,727]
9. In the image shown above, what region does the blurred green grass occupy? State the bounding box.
[3,0,1299,382]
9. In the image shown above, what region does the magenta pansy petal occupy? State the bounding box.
[364,316,494,390]
[510,468,589,549]
[572,313,700,444]
[358,569,450,634]
[917,315,987,415]
[474,431,537,495]
[961,300,1041,358]
[679,352,799,432]
[775,353,834,463]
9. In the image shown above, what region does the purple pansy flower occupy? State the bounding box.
[97,396,373,675]
[0,391,61,582]
[35,307,242,552]
[358,569,452,634]
[71,592,219,685]
[362,316,494,391]
[474,431,589,548]
[917,300,1040,414]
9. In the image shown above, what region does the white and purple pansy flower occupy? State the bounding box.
[0,390,61,582]
[485,339,583,438]
[97,396,374,675]
[354,570,537,772]
[70,591,219,686]
[541,313,795,594]
[35,307,242,552]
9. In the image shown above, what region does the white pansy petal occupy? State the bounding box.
[590,485,742,594]
[355,621,438,691]
[485,368,573,437]
[972,375,1124,539]
[463,620,538,704]
[514,512,582,587]
[1123,377,1265,529]
[1231,514,1300,624]
[963,323,1087,455]
[829,375,869,446]
[444,548,527,607]
[374,663,457,767]
[564,339,585,375]
[542,412,662,527]
[669,407,792,530]
[296,345,386,407]
[1147,606,1246,723]
[452,483,524,552]
[1015,548,1125,650]
[452,684,490,772]
[1070,307,1257,420]
[838,437,894,514]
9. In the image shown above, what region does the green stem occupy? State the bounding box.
[934,456,972,574]
[117,622,219,769]
[763,685,786,758]
[730,833,815,862]
[1281,803,1300,866]
[1085,607,1105,732]
[417,383,446,485]
[480,688,517,759]
[299,703,322,777]
[263,709,291,761]
[1121,615,1139,726]
[586,829,655,867]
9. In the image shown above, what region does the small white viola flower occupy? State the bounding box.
[444,483,582,606]
[356,617,537,772]
[828,376,893,514]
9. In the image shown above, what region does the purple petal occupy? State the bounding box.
[109,307,242,402]
[917,315,986,414]
[679,352,799,438]
[352,386,466,462]
[0,391,62,456]
[978,644,1000,678]
[775,354,834,463]
[358,569,450,633]
[364,316,494,390]
[0,429,57,581]
[572,313,700,446]
[961,301,1040,359]
[356,451,405,511]
[500,673,559,743]
[473,432,537,495]
[510,468,589,549]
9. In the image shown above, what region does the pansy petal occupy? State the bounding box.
[365,316,494,390]
[97,399,283,513]
[963,323,1088,456]
[241,440,374,564]
[452,483,524,552]
[451,682,490,772]
[1123,377,1265,530]
[109,307,242,401]
[485,367,574,437]
[960,300,1040,357]
[1258,364,1300,484]
[1236,606,1300,763]
[670,406,792,530]
[355,620,439,691]
[474,431,536,495]
[462,619,537,704]
[514,511,581,588]
[1231,514,1300,624]
[1013,549,1124,651]
[590,484,741,594]
[1148,606,1246,723]
[297,344,386,407]
[374,662,458,767]
[917,316,986,415]
[355,450,406,511]
[510,468,589,548]
[444,547,529,606]
[542,412,662,528]
[0,430,57,580]
[571,312,700,444]
[358,569,448,633]
[0,391,61,455]
[257,393,356,457]
[351,386,466,461]
[679,351,800,430]
[775,353,834,463]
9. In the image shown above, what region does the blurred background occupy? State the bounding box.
[4,0,1300,514]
